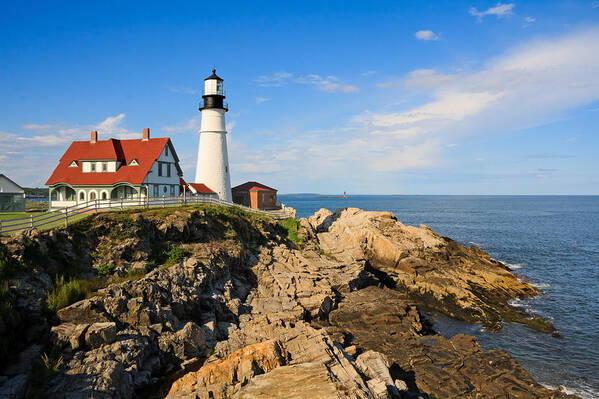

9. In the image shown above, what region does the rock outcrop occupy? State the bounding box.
[0,205,576,398]
[307,207,554,332]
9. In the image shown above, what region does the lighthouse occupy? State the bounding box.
[195,69,232,201]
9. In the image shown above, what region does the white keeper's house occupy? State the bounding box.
[46,128,182,209]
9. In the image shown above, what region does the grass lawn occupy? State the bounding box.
[0,211,90,235]
[0,212,36,221]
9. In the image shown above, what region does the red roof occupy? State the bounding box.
[232,181,277,192]
[46,137,179,186]
[189,183,215,194]
[180,178,215,194]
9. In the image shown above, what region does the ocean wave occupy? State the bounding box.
[491,257,524,269]
[530,282,550,289]
[505,262,524,270]
[542,383,599,399]
[508,298,530,309]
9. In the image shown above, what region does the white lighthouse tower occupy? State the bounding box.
[194,69,232,201]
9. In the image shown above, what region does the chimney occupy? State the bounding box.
[142,128,150,141]
[90,130,98,144]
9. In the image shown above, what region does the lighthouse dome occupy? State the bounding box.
[204,69,223,81]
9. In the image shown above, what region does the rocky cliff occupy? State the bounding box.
[0,205,576,398]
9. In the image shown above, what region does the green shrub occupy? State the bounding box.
[163,244,191,267]
[97,263,115,276]
[46,276,88,312]
[280,218,303,247]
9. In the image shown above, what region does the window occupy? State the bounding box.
[167,164,171,177]
[91,162,96,172]
[225,166,228,173]
[102,162,108,172]
[101,191,107,200]
[79,192,85,201]
[165,146,169,157]
[163,186,167,194]
[158,163,163,177]
[153,185,159,197]
[90,192,96,200]
[170,185,175,196]
[51,190,58,200]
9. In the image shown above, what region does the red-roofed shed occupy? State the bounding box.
[232,181,278,210]
[180,178,217,198]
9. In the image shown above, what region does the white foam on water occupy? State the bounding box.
[505,262,524,270]
[491,258,524,270]
[542,383,599,399]
[530,282,550,289]
[508,298,530,309]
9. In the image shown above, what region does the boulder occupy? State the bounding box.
[85,322,117,349]
[167,339,287,398]
[57,298,112,324]
[158,322,207,362]
[51,323,89,351]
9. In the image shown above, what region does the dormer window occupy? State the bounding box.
[68,161,78,168]
[102,162,108,172]
[129,159,139,166]
[91,162,96,172]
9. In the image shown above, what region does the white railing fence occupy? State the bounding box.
[0,196,293,235]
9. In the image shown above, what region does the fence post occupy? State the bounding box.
[162,197,165,208]
[64,207,68,228]
[30,215,34,229]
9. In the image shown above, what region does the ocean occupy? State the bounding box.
[280,195,599,398]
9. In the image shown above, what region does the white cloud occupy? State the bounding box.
[0,114,144,185]
[415,30,440,41]
[228,28,599,188]
[168,86,197,95]
[469,2,515,21]
[255,72,359,93]
[255,97,270,104]
[523,16,536,28]
[255,72,293,87]
[21,124,53,131]
[294,74,360,93]
[163,115,202,133]
[362,70,376,76]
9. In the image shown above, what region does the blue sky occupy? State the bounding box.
[1,1,598,194]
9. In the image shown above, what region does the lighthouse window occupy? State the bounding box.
[217,81,223,93]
